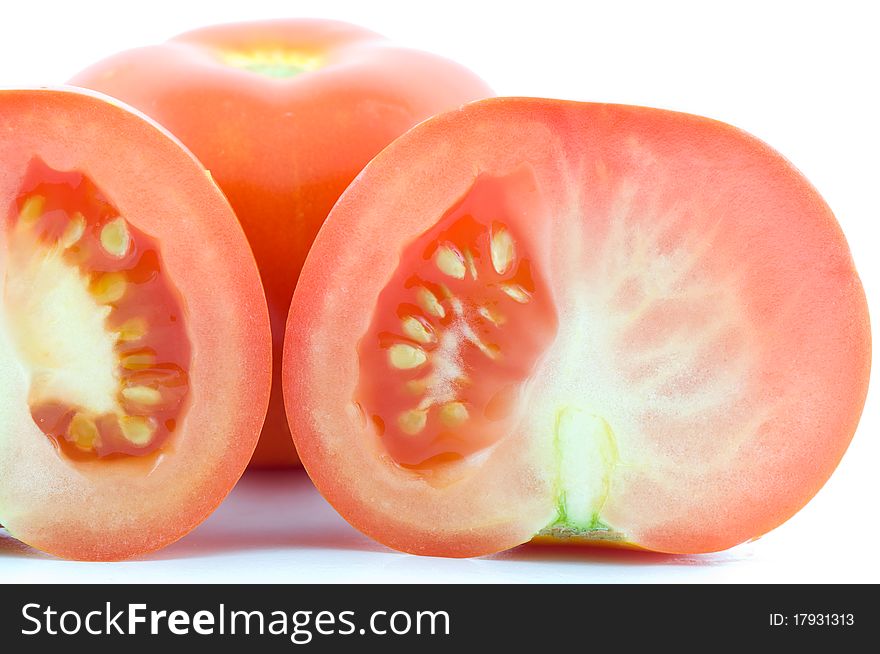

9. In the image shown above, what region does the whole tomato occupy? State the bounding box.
[71,19,493,466]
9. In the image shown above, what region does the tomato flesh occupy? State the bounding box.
[357,171,557,467]
[7,158,189,459]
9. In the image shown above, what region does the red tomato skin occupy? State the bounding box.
[70,19,494,467]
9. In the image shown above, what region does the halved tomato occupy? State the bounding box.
[70,19,493,467]
[284,98,871,556]
[0,88,271,560]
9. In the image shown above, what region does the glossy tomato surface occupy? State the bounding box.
[71,19,493,466]
[284,98,871,556]
[0,88,271,560]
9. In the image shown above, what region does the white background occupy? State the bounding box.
[0,0,877,583]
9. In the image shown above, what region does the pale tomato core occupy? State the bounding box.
[356,173,558,467]
[5,158,191,459]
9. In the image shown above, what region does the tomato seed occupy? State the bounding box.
[119,415,155,446]
[435,244,466,279]
[439,401,468,427]
[69,413,99,451]
[99,217,131,257]
[18,195,45,225]
[416,287,445,318]
[90,272,127,304]
[490,225,515,275]
[388,343,428,369]
[401,316,435,344]
[61,212,86,248]
[398,409,428,435]
[121,385,162,406]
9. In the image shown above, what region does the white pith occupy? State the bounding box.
[409,296,498,417]
[522,181,755,531]
[553,408,618,526]
[3,232,120,415]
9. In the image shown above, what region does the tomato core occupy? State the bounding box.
[5,158,191,459]
[356,172,558,468]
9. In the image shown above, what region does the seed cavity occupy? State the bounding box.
[435,244,466,279]
[500,283,531,304]
[490,225,515,275]
[398,409,428,435]
[69,413,99,450]
[121,385,162,406]
[416,286,446,318]
[388,343,427,369]
[119,415,155,446]
[61,212,86,248]
[401,316,436,344]
[100,217,131,258]
[90,272,127,304]
[439,402,469,427]
[357,184,557,471]
[11,159,193,460]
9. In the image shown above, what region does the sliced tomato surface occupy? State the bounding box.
[284,98,871,556]
[0,88,271,560]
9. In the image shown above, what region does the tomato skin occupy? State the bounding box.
[0,88,272,560]
[70,19,493,467]
[283,97,870,557]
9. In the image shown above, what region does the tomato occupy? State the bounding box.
[0,88,271,560]
[284,98,871,556]
[70,19,493,467]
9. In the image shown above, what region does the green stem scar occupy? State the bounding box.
[539,407,626,542]
[220,49,323,79]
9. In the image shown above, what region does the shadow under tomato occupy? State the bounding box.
[0,468,385,562]
[491,541,751,567]
[141,468,390,561]
[0,528,50,560]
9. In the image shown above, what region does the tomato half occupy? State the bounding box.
[284,98,871,556]
[70,19,493,467]
[0,88,271,560]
